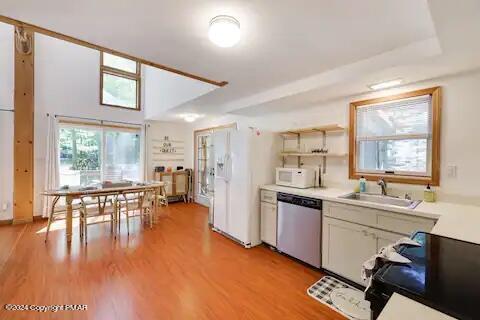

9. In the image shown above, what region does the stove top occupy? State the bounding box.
[372,232,480,320]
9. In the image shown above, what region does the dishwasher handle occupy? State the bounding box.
[277,192,322,210]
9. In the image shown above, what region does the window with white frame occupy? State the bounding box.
[58,123,141,186]
[349,87,441,185]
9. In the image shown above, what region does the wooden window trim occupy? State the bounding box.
[58,119,142,132]
[0,15,228,87]
[349,86,441,186]
[100,52,141,111]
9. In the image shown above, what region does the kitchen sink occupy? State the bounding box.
[339,192,422,209]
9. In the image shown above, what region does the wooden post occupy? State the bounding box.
[13,27,34,224]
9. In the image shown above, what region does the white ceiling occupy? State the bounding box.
[1,0,480,119]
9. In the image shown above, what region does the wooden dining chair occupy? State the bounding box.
[156,183,169,207]
[118,189,155,235]
[79,193,119,244]
[44,196,83,242]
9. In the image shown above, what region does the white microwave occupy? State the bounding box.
[275,167,315,189]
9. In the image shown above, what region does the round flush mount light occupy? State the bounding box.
[179,113,201,123]
[208,15,241,48]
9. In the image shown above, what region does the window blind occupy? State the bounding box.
[356,94,432,141]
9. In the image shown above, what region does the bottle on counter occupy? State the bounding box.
[424,184,436,202]
[359,176,367,193]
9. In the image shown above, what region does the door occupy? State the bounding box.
[225,129,250,242]
[213,130,230,232]
[322,217,377,285]
[260,202,277,247]
[195,131,215,206]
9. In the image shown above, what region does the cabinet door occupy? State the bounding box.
[322,217,377,285]
[260,202,277,247]
[161,174,173,196]
[373,228,405,252]
[174,173,187,195]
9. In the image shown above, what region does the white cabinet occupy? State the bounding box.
[322,217,377,285]
[374,228,404,252]
[261,190,277,204]
[260,190,277,247]
[324,201,436,236]
[323,216,410,285]
[261,202,277,247]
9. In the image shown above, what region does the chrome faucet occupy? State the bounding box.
[377,178,387,196]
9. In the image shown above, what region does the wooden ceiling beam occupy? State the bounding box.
[0,14,228,87]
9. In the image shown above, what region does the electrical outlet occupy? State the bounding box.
[2,203,8,211]
[447,165,457,178]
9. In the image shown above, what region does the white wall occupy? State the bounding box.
[0,23,13,110]
[0,22,14,220]
[144,65,217,120]
[194,70,480,205]
[34,34,145,215]
[145,121,193,180]
[0,113,14,220]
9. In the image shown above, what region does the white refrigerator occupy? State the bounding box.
[212,125,278,248]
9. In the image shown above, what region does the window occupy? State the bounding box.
[349,87,441,185]
[100,52,141,110]
[59,123,141,186]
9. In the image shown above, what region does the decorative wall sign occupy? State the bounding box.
[151,136,185,163]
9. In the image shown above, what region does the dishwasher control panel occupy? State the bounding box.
[277,192,322,210]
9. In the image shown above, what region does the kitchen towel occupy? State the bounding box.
[362,237,421,290]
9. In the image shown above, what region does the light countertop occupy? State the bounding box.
[261,184,480,320]
[377,293,455,320]
[261,184,480,243]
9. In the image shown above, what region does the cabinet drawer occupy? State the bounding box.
[324,202,377,226]
[377,213,435,236]
[261,190,277,204]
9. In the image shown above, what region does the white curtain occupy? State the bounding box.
[141,123,148,182]
[42,116,60,217]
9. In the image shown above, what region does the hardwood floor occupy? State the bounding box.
[0,203,345,320]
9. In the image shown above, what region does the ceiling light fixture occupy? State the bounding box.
[208,15,241,48]
[179,113,201,123]
[368,79,403,91]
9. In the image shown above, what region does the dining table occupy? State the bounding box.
[41,181,166,243]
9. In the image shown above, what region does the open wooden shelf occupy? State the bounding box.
[279,124,345,135]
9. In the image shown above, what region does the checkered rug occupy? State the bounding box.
[307,275,370,320]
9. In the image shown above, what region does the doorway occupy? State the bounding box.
[194,130,215,208]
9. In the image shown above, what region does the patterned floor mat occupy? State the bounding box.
[307,275,370,320]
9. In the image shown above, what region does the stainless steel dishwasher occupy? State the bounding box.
[277,192,322,268]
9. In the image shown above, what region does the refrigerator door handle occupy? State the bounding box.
[224,154,231,182]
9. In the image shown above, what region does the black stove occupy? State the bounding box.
[366,232,480,320]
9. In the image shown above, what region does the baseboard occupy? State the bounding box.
[12,218,33,225]
[1,216,45,225]
[0,219,13,225]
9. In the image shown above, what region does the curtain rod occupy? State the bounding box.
[46,113,143,127]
